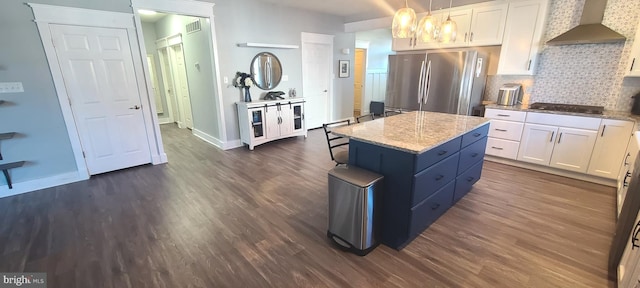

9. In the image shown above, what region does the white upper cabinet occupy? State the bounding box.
[468,3,508,46]
[436,9,473,48]
[497,0,549,75]
[626,17,640,77]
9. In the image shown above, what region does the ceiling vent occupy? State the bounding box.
[546,0,625,45]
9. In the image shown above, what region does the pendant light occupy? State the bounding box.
[439,0,457,43]
[416,0,439,43]
[392,0,417,39]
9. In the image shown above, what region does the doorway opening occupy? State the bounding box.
[353,48,366,117]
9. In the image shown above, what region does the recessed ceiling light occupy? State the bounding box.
[138,9,157,15]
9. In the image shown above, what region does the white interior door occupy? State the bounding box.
[302,35,332,129]
[158,48,177,123]
[146,54,163,113]
[50,24,151,175]
[170,44,194,129]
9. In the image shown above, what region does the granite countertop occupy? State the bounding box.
[485,103,640,122]
[332,111,490,154]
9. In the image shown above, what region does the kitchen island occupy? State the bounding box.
[333,111,490,249]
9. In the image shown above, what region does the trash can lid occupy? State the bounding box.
[328,166,384,187]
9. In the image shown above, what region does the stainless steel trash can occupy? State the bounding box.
[327,166,383,256]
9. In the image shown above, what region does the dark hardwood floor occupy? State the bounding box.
[0,124,616,287]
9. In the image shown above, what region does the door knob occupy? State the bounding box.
[129,105,141,110]
[323,90,328,92]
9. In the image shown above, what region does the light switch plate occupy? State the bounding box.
[0,82,24,93]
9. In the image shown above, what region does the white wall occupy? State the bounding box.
[141,21,171,122]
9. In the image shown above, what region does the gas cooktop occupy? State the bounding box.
[528,102,604,115]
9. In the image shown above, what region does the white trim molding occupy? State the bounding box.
[193,129,243,150]
[0,171,87,199]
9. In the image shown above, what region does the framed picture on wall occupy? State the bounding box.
[339,60,350,78]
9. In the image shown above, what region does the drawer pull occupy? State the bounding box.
[494,128,507,132]
[435,175,444,181]
[624,171,631,187]
[466,176,475,182]
[550,131,555,142]
[431,203,440,210]
[490,146,503,150]
[496,114,510,117]
[473,132,481,137]
[601,125,606,137]
[471,153,479,157]
[437,150,447,156]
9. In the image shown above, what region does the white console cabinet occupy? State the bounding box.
[237,98,306,150]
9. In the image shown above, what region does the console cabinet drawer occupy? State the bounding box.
[486,137,520,159]
[454,160,483,203]
[488,120,524,141]
[458,137,487,174]
[484,109,527,122]
[409,181,455,237]
[412,153,459,205]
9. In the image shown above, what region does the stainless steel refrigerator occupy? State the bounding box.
[385,50,487,115]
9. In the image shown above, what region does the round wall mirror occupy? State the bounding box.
[250,52,282,90]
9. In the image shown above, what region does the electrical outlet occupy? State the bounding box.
[0,82,24,93]
[282,75,289,81]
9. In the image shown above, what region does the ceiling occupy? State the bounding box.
[253,0,492,21]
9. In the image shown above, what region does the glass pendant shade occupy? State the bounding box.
[392,6,417,38]
[439,16,457,43]
[416,14,439,43]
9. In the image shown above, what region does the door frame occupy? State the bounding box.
[157,35,189,128]
[301,32,334,122]
[132,0,229,148]
[29,3,165,180]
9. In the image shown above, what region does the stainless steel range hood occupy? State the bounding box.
[547,0,625,45]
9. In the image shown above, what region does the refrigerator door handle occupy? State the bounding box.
[424,60,432,104]
[418,60,426,104]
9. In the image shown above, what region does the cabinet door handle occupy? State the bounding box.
[601,125,606,137]
[464,32,468,42]
[470,32,474,42]
[549,131,555,142]
[437,150,448,156]
[494,128,507,132]
[557,132,563,144]
[625,153,631,165]
[410,37,413,47]
[631,58,636,72]
[527,60,532,71]
[624,171,631,187]
[496,114,510,117]
[435,175,444,181]
[466,176,475,182]
[471,152,479,157]
[491,146,503,150]
[431,203,440,210]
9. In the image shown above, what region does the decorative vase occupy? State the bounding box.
[244,87,252,102]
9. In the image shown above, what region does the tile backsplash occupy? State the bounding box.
[484,0,640,111]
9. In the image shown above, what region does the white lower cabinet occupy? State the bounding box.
[237,98,306,150]
[588,119,635,178]
[517,123,557,165]
[548,127,597,173]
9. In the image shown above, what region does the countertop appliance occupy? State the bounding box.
[385,50,487,115]
[610,134,640,286]
[496,84,522,106]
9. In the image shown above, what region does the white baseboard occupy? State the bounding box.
[158,117,172,125]
[192,129,244,150]
[0,171,88,199]
[223,139,243,150]
[152,153,168,164]
[484,155,616,187]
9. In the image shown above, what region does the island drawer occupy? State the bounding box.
[458,137,487,174]
[454,161,483,203]
[484,109,527,122]
[415,137,461,172]
[461,124,489,148]
[488,120,524,141]
[409,181,455,237]
[412,153,459,205]
[486,138,519,160]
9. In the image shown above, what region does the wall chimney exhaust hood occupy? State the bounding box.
[547,0,625,45]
